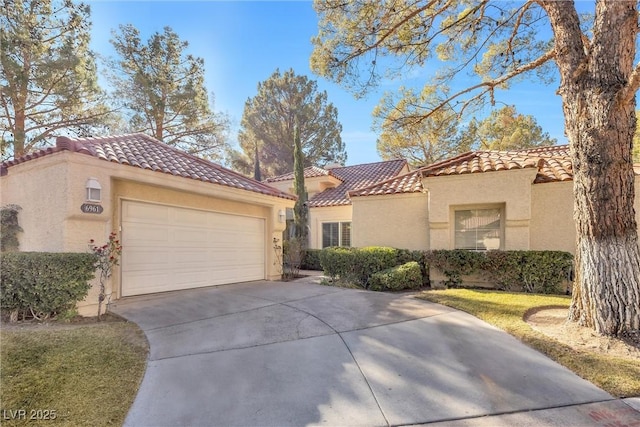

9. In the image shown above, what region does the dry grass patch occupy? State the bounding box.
[1,321,148,426]
[418,289,640,398]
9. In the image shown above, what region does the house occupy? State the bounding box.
[0,133,295,315]
[264,159,409,249]
[348,145,640,253]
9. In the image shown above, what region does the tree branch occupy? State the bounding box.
[420,49,556,124]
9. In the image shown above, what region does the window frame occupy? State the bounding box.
[451,204,505,251]
[322,221,352,248]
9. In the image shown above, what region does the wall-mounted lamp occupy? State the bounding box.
[86,178,102,202]
[278,209,286,223]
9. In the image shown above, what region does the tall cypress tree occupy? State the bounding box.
[292,120,308,245]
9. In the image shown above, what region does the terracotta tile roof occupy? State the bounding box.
[1,133,295,200]
[348,170,423,197]
[265,166,342,183]
[307,159,407,207]
[420,145,572,184]
[349,145,576,199]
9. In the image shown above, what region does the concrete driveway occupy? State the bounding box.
[111,278,639,426]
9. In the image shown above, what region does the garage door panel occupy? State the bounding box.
[123,271,172,293]
[124,203,170,224]
[121,201,265,297]
[173,229,210,246]
[172,250,212,266]
[174,270,211,286]
[122,249,171,271]
[125,225,171,245]
[173,208,209,227]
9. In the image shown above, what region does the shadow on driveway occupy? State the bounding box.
[111,279,638,427]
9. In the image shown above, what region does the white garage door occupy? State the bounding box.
[121,201,265,296]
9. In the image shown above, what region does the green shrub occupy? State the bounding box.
[482,250,573,293]
[352,246,399,286]
[516,251,574,294]
[319,246,403,288]
[369,261,423,292]
[396,249,430,287]
[425,249,573,294]
[319,247,359,283]
[0,252,97,321]
[425,249,485,287]
[0,204,22,252]
[301,249,323,270]
[483,250,523,291]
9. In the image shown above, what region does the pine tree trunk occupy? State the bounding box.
[544,1,640,336]
[13,109,25,157]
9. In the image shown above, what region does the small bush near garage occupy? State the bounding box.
[369,261,423,292]
[427,250,573,294]
[301,249,323,270]
[0,252,97,321]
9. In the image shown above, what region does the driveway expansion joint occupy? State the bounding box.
[391,398,621,426]
[147,330,338,362]
[141,301,282,332]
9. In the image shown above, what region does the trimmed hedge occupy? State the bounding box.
[425,250,485,288]
[319,246,572,294]
[319,246,427,289]
[369,261,422,292]
[0,252,97,321]
[428,250,573,294]
[481,250,574,294]
[301,249,322,270]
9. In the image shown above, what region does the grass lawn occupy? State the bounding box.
[0,321,148,426]
[418,289,640,398]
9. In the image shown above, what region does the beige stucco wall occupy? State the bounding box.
[530,176,640,254]
[351,193,429,250]
[424,168,538,250]
[1,151,294,316]
[530,181,576,253]
[0,152,73,251]
[308,205,352,249]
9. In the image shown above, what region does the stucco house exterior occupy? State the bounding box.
[0,133,295,315]
[264,159,409,249]
[348,145,640,253]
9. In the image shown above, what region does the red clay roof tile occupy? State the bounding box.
[264,159,407,207]
[350,145,578,198]
[1,133,295,200]
[309,159,407,207]
[265,166,342,183]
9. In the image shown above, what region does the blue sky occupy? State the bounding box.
[88,0,569,166]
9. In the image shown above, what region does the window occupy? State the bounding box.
[454,208,502,251]
[322,222,351,248]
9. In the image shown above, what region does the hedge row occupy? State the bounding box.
[427,249,574,294]
[0,252,97,321]
[318,247,573,294]
[318,246,428,291]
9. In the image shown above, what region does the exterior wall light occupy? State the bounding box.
[278,209,286,223]
[86,178,102,202]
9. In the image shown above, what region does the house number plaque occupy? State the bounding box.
[81,203,103,214]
